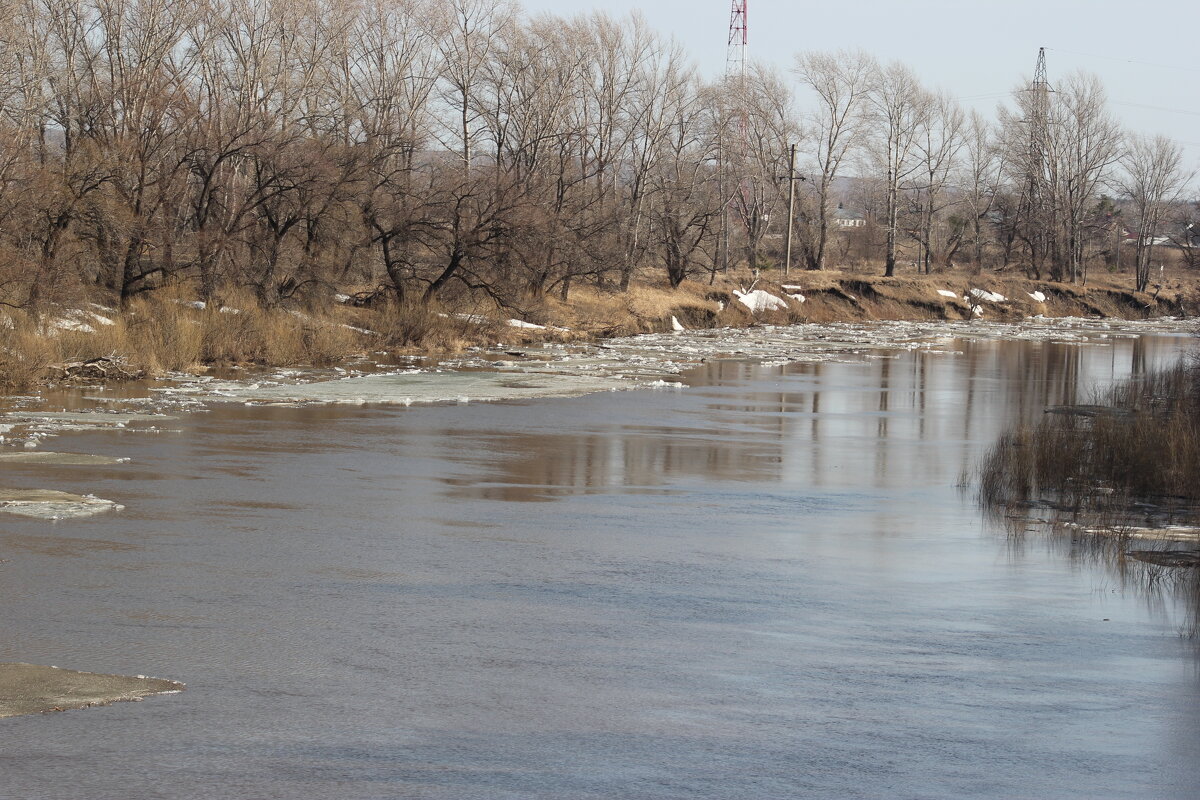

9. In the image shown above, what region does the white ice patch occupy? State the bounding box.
[507,319,569,332]
[507,319,545,330]
[788,293,806,303]
[733,289,789,314]
[47,315,95,334]
[936,289,959,299]
[1028,291,1046,303]
[968,288,1007,303]
[671,316,686,332]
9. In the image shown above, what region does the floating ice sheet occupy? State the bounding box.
[0,452,128,465]
[202,370,635,406]
[0,489,124,519]
[4,411,175,425]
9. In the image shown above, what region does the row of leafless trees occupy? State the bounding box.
[793,51,1195,288]
[0,0,1193,314]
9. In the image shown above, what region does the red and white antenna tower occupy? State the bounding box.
[726,1,748,80]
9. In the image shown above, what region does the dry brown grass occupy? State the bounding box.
[373,299,495,352]
[543,281,721,336]
[0,314,58,392]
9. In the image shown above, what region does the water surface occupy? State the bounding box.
[1,330,1198,799]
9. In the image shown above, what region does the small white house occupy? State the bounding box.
[833,204,866,228]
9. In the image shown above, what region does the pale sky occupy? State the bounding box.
[521,0,1200,176]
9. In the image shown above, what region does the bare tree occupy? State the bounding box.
[646,69,717,287]
[1118,133,1192,292]
[1044,72,1122,283]
[865,61,928,277]
[909,91,965,272]
[436,0,515,177]
[959,111,1002,269]
[715,62,797,277]
[792,49,874,271]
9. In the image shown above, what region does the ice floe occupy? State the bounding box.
[0,489,124,519]
[0,452,129,465]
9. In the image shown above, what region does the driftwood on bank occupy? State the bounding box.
[51,357,144,383]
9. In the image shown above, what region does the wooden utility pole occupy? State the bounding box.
[784,143,797,277]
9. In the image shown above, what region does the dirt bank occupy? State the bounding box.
[664,271,1195,330]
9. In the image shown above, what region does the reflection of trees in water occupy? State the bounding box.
[442,424,787,502]
[447,332,1190,506]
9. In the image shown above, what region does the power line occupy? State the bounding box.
[1110,100,1200,118]
[1045,46,1200,75]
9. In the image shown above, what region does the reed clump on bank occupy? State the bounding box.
[0,295,386,390]
[979,361,1200,518]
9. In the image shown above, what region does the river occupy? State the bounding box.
[2,325,1199,798]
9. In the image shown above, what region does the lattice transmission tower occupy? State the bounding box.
[1022,47,1053,278]
[726,0,748,80]
[720,1,752,273]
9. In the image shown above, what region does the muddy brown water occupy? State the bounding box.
[2,332,1199,799]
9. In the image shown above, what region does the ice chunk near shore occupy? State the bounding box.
[937,289,959,299]
[5,411,175,425]
[0,663,184,719]
[733,289,788,314]
[0,489,124,519]
[507,318,570,332]
[1028,291,1046,303]
[507,318,546,330]
[971,304,984,317]
[787,293,806,303]
[201,370,638,406]
[969,288,1007,303]
[671,316,686,332]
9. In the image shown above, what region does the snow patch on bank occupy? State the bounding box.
[733,289,789,314]
[968,288,1007,304]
